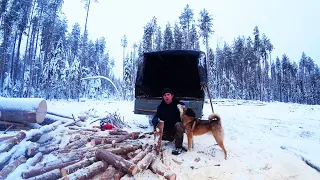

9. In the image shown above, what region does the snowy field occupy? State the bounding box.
[1,98,320,179]
[47,98,320,179]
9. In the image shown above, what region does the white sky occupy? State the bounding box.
[62,0,320,79]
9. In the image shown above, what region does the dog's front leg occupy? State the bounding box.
[187,132,193,151]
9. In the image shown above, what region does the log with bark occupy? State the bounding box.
[39,144,60,154]
[0,131,26,153]
[113,170,126,180]
[162,150,172,167]
[90,135,130,146]
[108,130,129,135]
[28,152,43,167]
[47,111,74,120]
[96,149,138,175]
[64,139,87,151]
[89,134,130,141]
[63,118,83,127]
[42,156,81,168]
[27,144,59,157]
[136,131,154,139]
[0,121,30,131]
[130,144,153,164]
[0,156,26,179]
[42,114,72,125]
[78,131,95,136]
[149,158,176,180]
[155,120,164,154]
[130,132,141,140]
[99,165,117,180]
[0,152,13,171]
[69,135,81,143]
[60,157,97,177]
[0,98,47,124]
[109,144,142,156]
[25,169,61,180]
[0,135,14,142]
[33,134,55,145]
[25,142,40,158]
[57,143,112,156]
[27,121,62,142]
[22,159,80,179]
[56,143,141,160]
[127,148,142,159]
[61,161,107,180]
[77,144,142,160]
[68,126,99,132]
[90,138,108,147]
[137,152,156,172]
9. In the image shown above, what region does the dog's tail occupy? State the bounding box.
[208,113,221,124]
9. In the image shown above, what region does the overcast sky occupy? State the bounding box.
[62,0,320,79]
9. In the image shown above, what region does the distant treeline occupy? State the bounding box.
[0,0,119,100]
[121,5,319,104]
[1,2,319,104]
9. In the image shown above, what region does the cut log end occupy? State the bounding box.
[169,174,177,180]
[131,166,138,176]
[0,98,47,124]
[60,168,68,177]
[96,149,138,176]
[36,99,47,124]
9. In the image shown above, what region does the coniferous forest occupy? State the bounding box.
[1,2,319,105]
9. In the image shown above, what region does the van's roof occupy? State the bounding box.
[143,50,205,57]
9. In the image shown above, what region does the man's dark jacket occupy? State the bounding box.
[152,98,183,132]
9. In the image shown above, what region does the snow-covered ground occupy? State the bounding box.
[1,98,320,179]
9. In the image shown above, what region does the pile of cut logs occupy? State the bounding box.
[0,117,175,180]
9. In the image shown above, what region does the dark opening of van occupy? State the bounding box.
[135,50,207,99]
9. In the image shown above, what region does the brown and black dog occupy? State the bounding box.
[177,104,227,159]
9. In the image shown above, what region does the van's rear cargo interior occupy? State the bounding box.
[135,50,207,99]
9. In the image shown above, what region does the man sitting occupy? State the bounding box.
[152,88,185,155]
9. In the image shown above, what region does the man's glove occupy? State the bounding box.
[153,125,160,134]
[153,126,159,140]
[152,117,160,127]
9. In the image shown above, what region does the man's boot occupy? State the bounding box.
[172,122,184,155]
[172,147,183,155]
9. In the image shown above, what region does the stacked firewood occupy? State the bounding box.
[0,120,176,180]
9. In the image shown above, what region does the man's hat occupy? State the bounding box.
[162,88,174,96]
